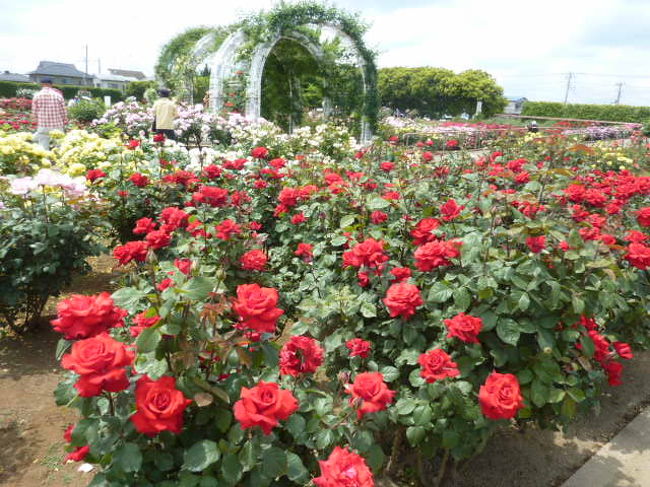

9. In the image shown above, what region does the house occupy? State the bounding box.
[504,96,528,115]
[93,73,135,92]
[0,71,31,83]
[107,68,147,81]
[28,61,93,86]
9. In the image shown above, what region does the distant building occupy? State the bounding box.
[0,71,31,83]
[505,96,528,115]
[93,73,135,92]
[107,68,147,81]
[28,61,93,86]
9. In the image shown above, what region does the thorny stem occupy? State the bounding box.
[433,449,450,487]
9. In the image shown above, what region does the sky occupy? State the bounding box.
[1,0,650,105]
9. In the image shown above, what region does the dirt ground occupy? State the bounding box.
[0,255,648,487]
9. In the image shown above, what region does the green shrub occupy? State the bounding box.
[126,80,157,102]
[68,99,106,123]
[522,101,650,123]
[0,80,124,102]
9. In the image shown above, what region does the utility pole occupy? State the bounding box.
[97,59,101,75]
[563,72,573,105]
[85,44,89,85]
[614,82,623,105]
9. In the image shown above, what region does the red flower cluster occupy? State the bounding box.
[234,381,298,435]
[215,219,241,240]
[131,376,192,436]
[314,447,374,487]
[418,349,460,383]
[346,338,371,358]
[343,238,388,269]
[411,218,441,245]
[444,313,483,343]
[51,293,127,339]
[345,372,395,419]
[240,249,268,271]
[295,242,314,261]
[61,333,134,397]
[414,239,462,271]
[113,241,148,265]
[383,282,423,320]
[192,185,229,207]
[232,284,284,333]
[279,335,324,376]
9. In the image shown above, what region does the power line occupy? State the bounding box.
[563,72,573,104]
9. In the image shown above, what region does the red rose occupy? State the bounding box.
[233,284,284,333]
[215,219,242,240]
[192,185,229,207]
[202,164,222,179]
[343,238,388,269]
[295,243,314,261]
[127,139,140,149]
[160,207,189,231]
[383,282,423,320]
[418,349,460,383]
[86,169,106,182]
[345,372,395,419]
[614,341,633,360]
[157,278,174,292]
[440,199,464,221]
[129,173,149,187]
[133,217,156,235]
[145,230,172,250]
[130,312,161,337]
[345,338,371,358]
[636,207,650,227]
[113,241,148,265]
[444,312,483,343]
[240,249,268,271]
[65,445,90,462]
[233,381,298,435]
[61,333,134,397]
[526,236,546,253]
[131,376,192,436]
[411,218,441,245]
[380,161,394,172]
[603,360,623,386]
[625,243,650,270]
[174,258,193,275]
[479,372,525,420]
[370,211,388,224]
[291,212,307,225]
[51,293,127,339]
[625,230,647,243]
[382,190,401,200]
[279,335,324,376]
[390,267,412,282]
[251,146,269,159]
[153,133,165,142]
[422,151,433,161]
[314,446,374,487]
[414,239,462,271]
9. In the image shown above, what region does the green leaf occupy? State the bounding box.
[442,429,459,448]
[395,398,417,416]
[571,294,585,314]
[285,414,306,439]
[238,441,256,472]
[518,293,530,311]
[366,444,385,471]
[287,452,309,483]
[496,320,520,346]
[427,283,453,303]
[367,195,390,209]
[406,426,426,446]
[214,409,232,434]
[331,235,348,246]
[316,429,335,449]
[340,215,356,228]
[453,287,471,311]
[55,339,72,361]
[154,452,175,472]
[183,440,220,472]
[412,405,433,426]
[360,301,377,318]
[135,326,162,353]
[531,380,549,407]
[111,287,146,309]
[262,447,287,479]
[221,453,242,485]
[182,277,214,301]
[380,365,400,382]
[114,443,142,473]
[567,387,586,403]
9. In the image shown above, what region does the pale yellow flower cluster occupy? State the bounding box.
[0,132,51,173]
[52,130,121,176]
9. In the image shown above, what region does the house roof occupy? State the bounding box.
[506,96,528,102]
[0,71,31,82]
[29,61,90,78]
[94,73,133,82]
[108,68,146,80]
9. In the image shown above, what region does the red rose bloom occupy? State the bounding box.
[603,360,624,386]
[346,338,371,358]
[133,217,156,235]
[232,284,284,333]
[625,243,650,270]
[636,207,650,227]
[131,376,192,436]
[61,333,134,397]
[65,446,90,462]
[414,239,462,271]
[418,349,460,383]
[130,312,161,337]
[422,151,433,161]
[444,312,483,344]
[240,249,268,271]
[129,173,149,187]
[614,341,633,360]
[380,161,394,172]
[345,372,396,419]
[113,241,148,265]
[383,282,423,320]
[390,266,412,282]
[127,139,141,149]
[526,236,546,253]
[295,243,314,261]
[625,230,647,243]
[370,211,388,224]
[160,207,189,231]
[192,185,229,207]
[145,230,172,250]
[251,146,269,159]
[51,293,127,339]
[440,199,464,221]
[291,212,307,225]
[157,278,174,292]
[343,238,389,269]
[215,219,242,240]
[233,381,298,435]
[174,258,193,275]
[479,372,525,420]
[153,133,165,142]
[313,446,374,487]
[202,164,222,179]
[279,335,324,376]
[410,218,441,245]
[86,169,106,182]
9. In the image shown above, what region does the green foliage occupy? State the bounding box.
[126,81,157,102]
[68,99,106,123]
[0,80,123,101]
[522,101,650,123]
[378,67,507,118]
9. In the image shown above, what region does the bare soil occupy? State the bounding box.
[0,255,648,487]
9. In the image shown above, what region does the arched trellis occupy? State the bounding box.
[156,2,379,142]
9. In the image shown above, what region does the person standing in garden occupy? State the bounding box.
[152,88,177,140]
[31,78,67,150]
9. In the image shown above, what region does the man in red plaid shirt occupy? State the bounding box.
[32,78,67,150]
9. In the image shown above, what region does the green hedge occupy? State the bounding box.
[521,101,650,123]
[0,80,124,102]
